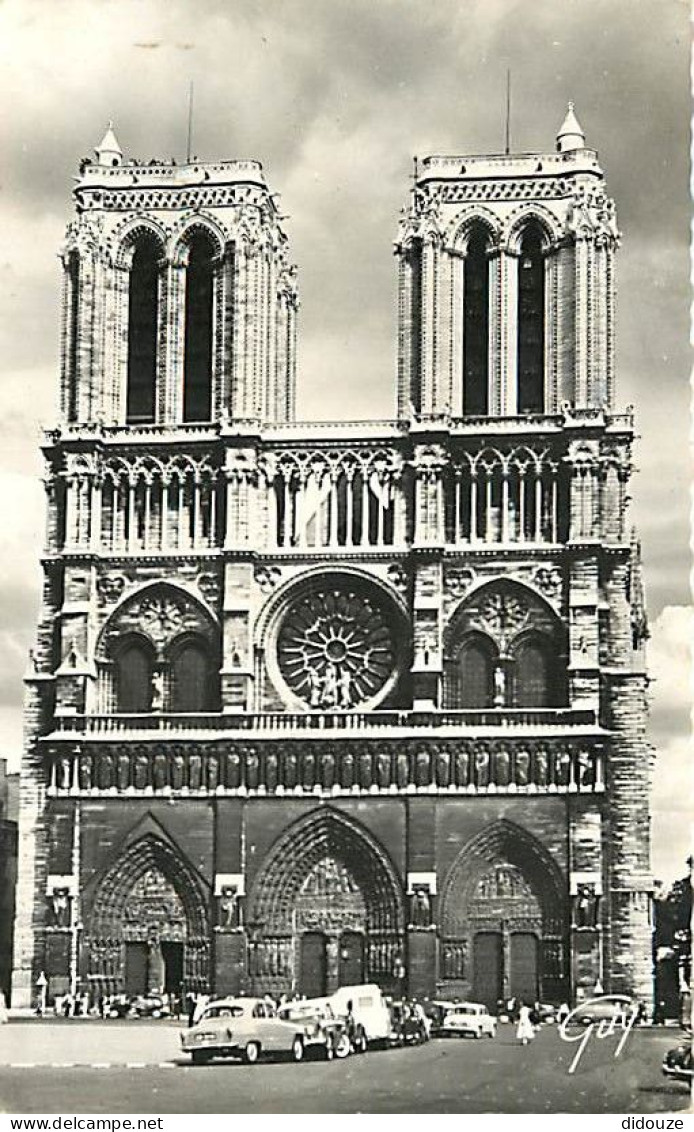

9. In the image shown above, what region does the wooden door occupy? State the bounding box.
[299,931,327,998]
[161,941,184,995]
[472,932,503,1010]
[510,933,539,1003]
[338,931,364,987]
[124,941,148,996]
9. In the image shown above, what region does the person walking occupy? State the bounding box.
[516,1002,535,1046]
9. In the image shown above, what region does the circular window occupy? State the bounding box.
[275,579,402,710]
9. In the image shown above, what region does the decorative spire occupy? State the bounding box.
[94,121,123,167]
[556,102,586,153]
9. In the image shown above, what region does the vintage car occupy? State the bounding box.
[181,996,323,1064]
[570,995,636,1026]
[329,984,390,1047]
[440,1002,497,1039]
[276,1000,352,1058]
[662,1043,693,1085]
[131,993,171,1019]
[388,1000,429,1045]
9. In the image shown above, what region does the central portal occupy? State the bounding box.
[246,809,405,998]
[294,855,367,995]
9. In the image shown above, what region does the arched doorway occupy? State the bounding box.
[440,821,567,1007]
[85,833,210,998]
[246,810,405,997]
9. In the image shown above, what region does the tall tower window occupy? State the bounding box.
[126,238,160,424]
[183,233,215,422]
[463,227,490,416]
[517,224,545,414]
[408,239,422,415]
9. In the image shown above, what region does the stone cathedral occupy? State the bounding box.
[13,107,652,1011]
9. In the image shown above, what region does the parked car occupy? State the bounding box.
[662,1043,693,1085]
[570,995,636,1026]
[105,995,133,1019]
[440,1002,497,1039]
[276,1000,352,1059]
[388,1000,429,1045]
[181,997,318,1064]
[131,993,171,1019]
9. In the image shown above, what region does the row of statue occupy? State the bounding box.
[55,743,599,793]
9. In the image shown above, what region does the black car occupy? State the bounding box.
[662,1042,693,1085]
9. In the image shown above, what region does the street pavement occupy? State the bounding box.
[0,1019,690,1114]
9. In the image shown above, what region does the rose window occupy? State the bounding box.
[276,584,399,710]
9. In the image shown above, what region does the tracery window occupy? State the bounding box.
[183,233,215,422]
[169,639,211,712]
[517,224,545,414]
[115,638,154,713]
[126,237,160,424]
[512,635,556,708]
[463,226,490,416]
[446,634,496,709]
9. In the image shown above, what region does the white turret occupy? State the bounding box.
[556,102,586,153]
[95,121,123,167]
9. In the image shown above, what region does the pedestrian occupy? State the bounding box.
[557,1001,570,1024]
[516,1003,535,1046]
[187,993,197,1028]
[0,989,8,1024]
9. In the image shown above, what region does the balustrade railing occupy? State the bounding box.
[52,706,598,736]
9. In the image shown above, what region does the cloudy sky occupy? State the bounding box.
[0,0,689,881]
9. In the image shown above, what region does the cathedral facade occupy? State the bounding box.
[13,108,652,1010]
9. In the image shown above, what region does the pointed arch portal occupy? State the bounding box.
[246,809,405,997]
[440,820,568,1007]
[86,833,210,996]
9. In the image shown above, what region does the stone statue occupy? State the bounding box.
[493,664,506,707]
[59,755,72,791]
[206,754,220,792]
[475,748,490,788]
[340,750,355,790]
[339,667,352,709]
[218,886,238,930]
[171,749,185,790]
[515,748,531,786]
[377,750,391,789]
[359,749,373,790]
[322,664,338,708]
[245,748,259,790]
[151,668,165,713]
[577,749,594,789]
[574,884,599,929]
[494,747,511,787]
[302,751,316,789]
[396,750,409,789]
[153,751,168,791]
[320,750,335,791]
[533,747,549,787]
[97,752,114,790]
[415,749,430,788]
[307,669,322,709]
[188,751,202,791]
[225,750,241,790]
[133,750,149,790]
[436,747,451,788]
[264,751,278,792]
[78,754,92,791]
[555,748,572,787]
[455,747,470,787]
[411,887,431,928]
[117,751,131,791]
[49,888,70,929]
[284,748,298,790]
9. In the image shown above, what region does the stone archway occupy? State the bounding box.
[246,809,405,997]
[440,820,568,1006]
[86,834,210,997]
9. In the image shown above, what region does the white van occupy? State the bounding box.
[329,983,392,1045]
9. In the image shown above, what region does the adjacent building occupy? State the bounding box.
[13,107,652,1010]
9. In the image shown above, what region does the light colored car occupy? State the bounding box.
[276,1000,352,1058]
[329,984,391,1046]
[180,997,317,1064]
[441,1001,497,1039]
